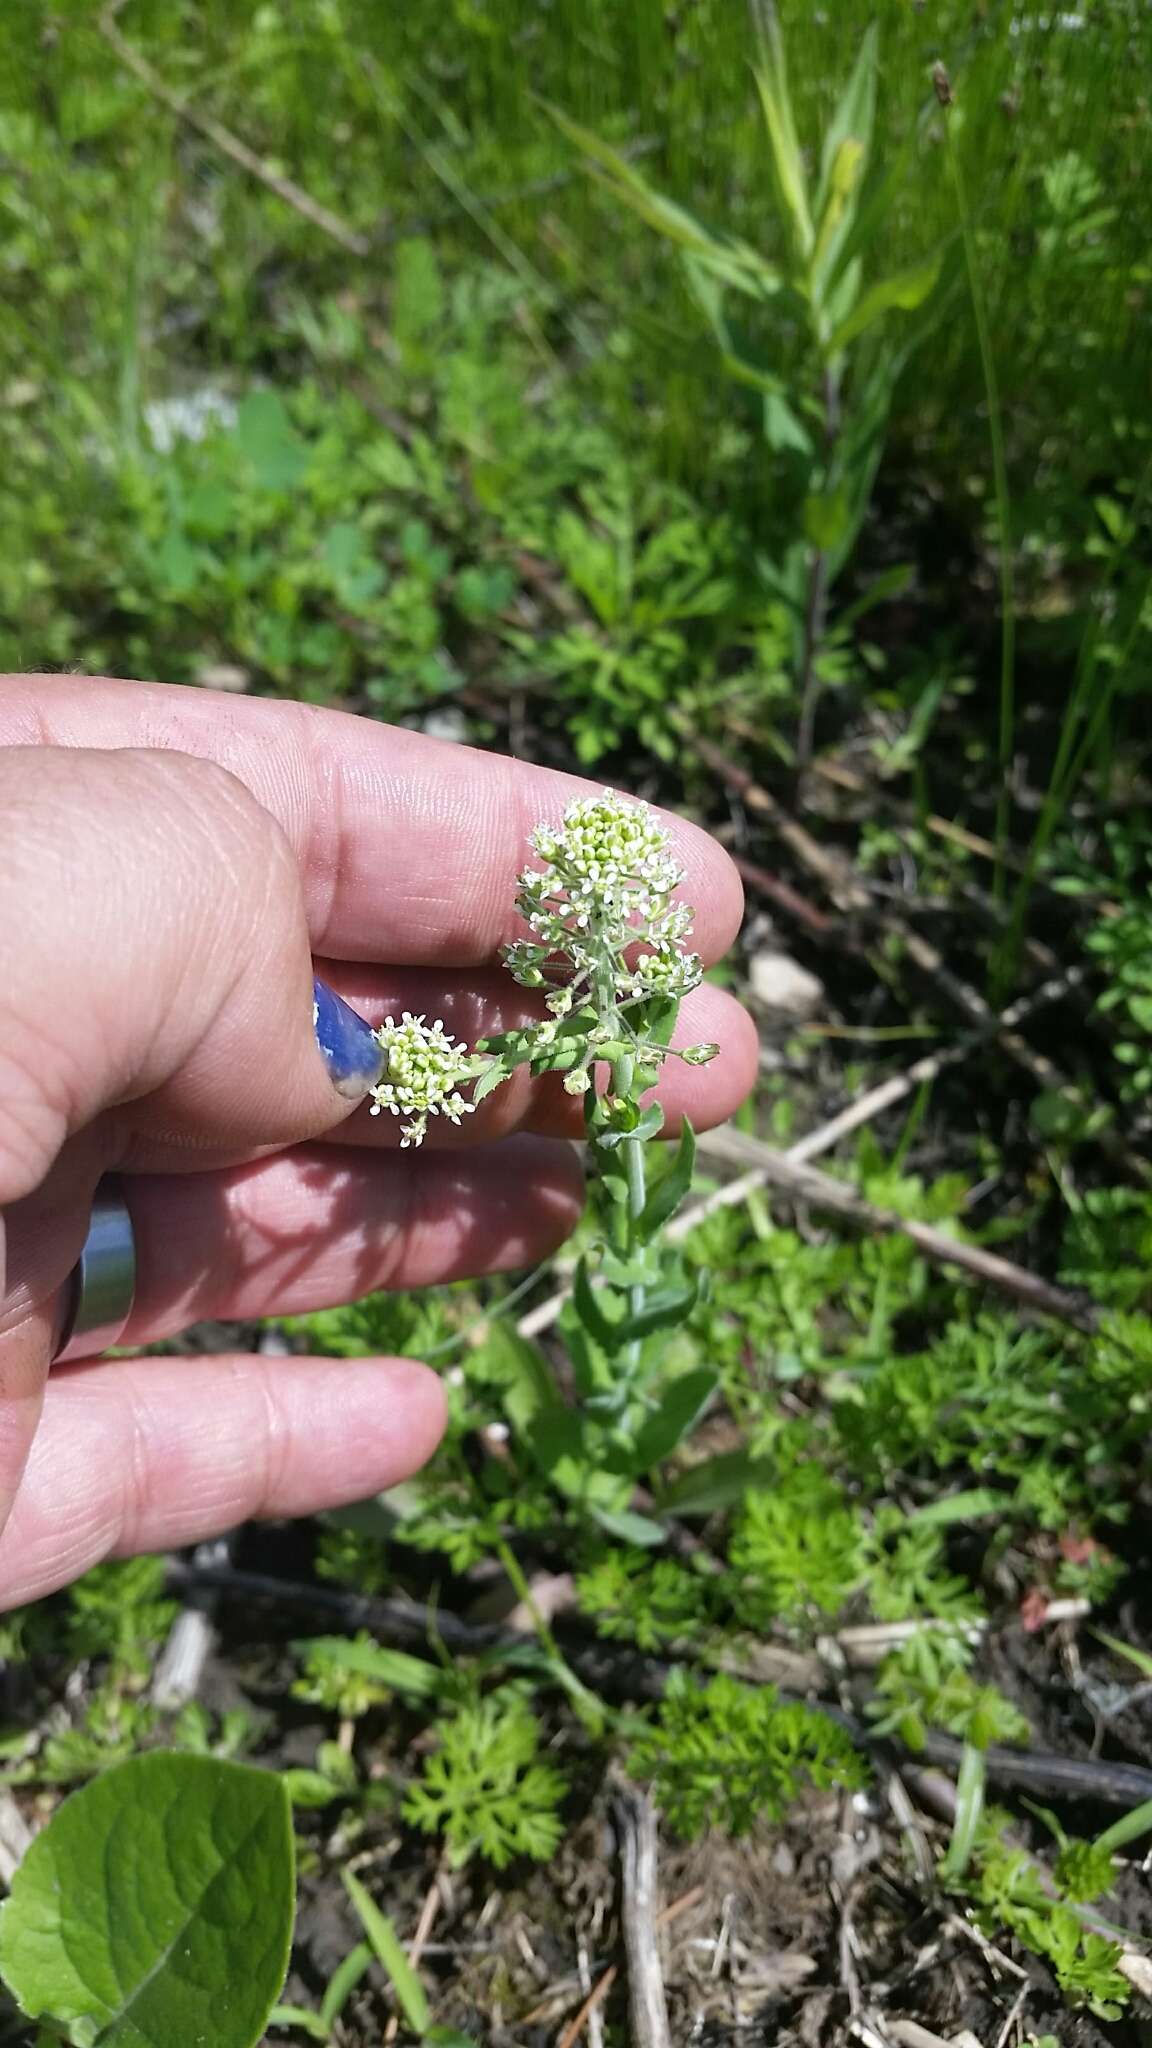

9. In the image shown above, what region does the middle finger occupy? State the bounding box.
[118,1134,584,1345]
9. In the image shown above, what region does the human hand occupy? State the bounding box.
[0,675,756,1606]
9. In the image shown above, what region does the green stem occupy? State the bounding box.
[945,110,1014,910]
[493,1535,604,1735]
[610,1050,648,1374]
[795,363,842,767]
[940,1741,986,1883]
[1094,1795,1152,1860]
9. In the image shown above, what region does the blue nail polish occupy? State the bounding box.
[312,977,383,1100]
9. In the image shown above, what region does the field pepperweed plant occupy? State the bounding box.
[370,789,716,1372]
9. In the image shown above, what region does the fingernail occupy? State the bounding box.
[312,977,382,1100]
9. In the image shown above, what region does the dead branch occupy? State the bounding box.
[694,729,1149,1179]
[165,1559,1152,1808]
[99,3,370,256]
[614,1780,672,2048]
[696,1125,1099,1328]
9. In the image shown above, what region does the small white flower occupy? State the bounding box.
[504,790,702,1007]
[368,1011,478,1148]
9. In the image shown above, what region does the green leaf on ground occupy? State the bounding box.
[0,1751,295,2047]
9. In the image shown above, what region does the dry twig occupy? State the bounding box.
[548,1887,703,2046]
[696,1125,1098,1328]
[614,1781,672,2048]
[99,2,370,255]
[382,1874,442,2048]
[697,728,1149,1177]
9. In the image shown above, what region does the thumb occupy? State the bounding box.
[0,743,378,1208]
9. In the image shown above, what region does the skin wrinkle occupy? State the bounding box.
[0,1357,447,1600]
[244,1354,295,1527]
[121,1136,581,1339]
[297,705,347,959]
[115,1371,154,1561]
[0,680,743,966]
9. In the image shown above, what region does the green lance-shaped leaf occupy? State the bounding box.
[572,1255,627,1353]
[810,23,878,293]
[611,1276,700,1345]
[290,1636,441,1702]
[656,1447,778,1517]
[752,11,813,264]
[341,1871,430,2036]
[547,104,781,301]
[825,253,942,357]
[816,23,878,217]
[811,137,866,299]
[638,1119,696,1240]
[0,1751,295,2048]
[632,1367,719,1472]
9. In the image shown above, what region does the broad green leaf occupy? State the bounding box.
[802,487,852,553]
[0,1752,294,2048]
[764,390,814,456]
[548,105,780,300]
[476,1321,560,1432]
[633,1369,719,1471]
[283,1768,349,1810]
[342,1872,430,2035]
[234,390,309,493]
[594,1102,665,1149]
[826,253,941,356]
[752,15,813,261]
[639,1120,696,1240]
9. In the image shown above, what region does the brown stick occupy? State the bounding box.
[613,1781,671,2048]
[551,1887,703,2046]
[99,4,371,256]
[699,729,1148,1180]
[729,853,835,937]
[696,1126,1098,1329]
[689,729,870,909]
[781,960,1090,1165]
[382,1876,441,2047]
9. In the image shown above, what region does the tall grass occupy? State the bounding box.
[6,3,1148,446]
[2,0,1149,789]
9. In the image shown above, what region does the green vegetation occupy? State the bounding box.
[4,0,1152,2040]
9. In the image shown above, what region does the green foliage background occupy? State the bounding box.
[3,1,1152,2037]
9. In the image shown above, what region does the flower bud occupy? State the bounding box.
[681,1042,720,1066]
[563,1068,592,1096]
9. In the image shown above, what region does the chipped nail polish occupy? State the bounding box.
[312,977,382,1100]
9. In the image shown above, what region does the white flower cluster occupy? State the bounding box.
[368,1012,477,1149]
[504,790,703,1003]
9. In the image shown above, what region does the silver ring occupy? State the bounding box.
[52,1178,137,1365]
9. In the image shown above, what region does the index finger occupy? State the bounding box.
[0,676,744,967]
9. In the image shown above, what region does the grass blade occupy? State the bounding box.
[342,1870,432,2035]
